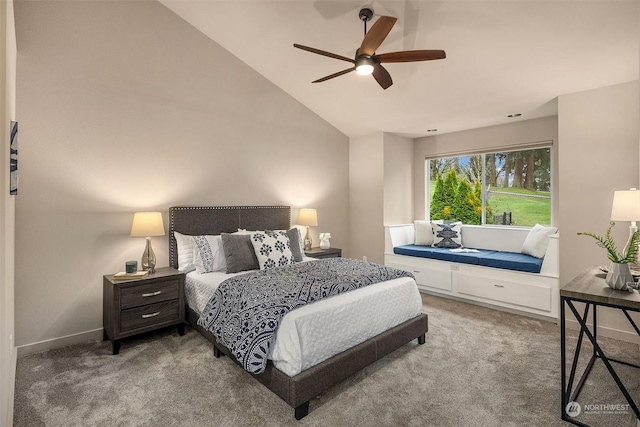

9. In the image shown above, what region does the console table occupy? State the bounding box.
[561,266,640,426]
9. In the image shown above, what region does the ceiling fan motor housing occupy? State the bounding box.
[359,8,374,22]
[355,55,377,67]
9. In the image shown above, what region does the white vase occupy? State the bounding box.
[320,238,330,249]
[605,262,634,291]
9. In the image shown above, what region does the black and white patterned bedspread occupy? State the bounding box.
[197,258,414,374]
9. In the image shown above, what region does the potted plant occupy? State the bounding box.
[578,221,640,291]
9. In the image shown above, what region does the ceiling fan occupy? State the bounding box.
[293,8,446,90]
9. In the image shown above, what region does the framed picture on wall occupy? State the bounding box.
[10,121,17,195]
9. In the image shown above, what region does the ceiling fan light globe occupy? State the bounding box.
[355,56,375,75]
[356,64,374,75]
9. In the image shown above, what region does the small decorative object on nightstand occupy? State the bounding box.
[305,247,341,259]
[130,212,165,274]
[103,267,185,355]
[319,232,331,249]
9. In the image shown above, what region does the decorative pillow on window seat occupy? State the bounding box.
[431,221,463,248]
[414,220,435,246]
[250,230,295,270]
[521,224,557,258]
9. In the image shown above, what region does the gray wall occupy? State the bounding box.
[349,133,384,263]
[14,0,349,352]
[1,1,17,423]
[383,133,414,226]
[558,81,640,340]
[348,132,414,264]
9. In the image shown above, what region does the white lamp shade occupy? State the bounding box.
[297,208,318,227]
[611,190,640,221]
[131,212,165,237]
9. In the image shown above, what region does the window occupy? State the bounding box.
[427,146,552,227]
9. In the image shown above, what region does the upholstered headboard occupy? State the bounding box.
[168,206,291,269]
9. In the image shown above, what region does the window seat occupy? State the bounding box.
[393,245,543,273]
[385,224,559,322]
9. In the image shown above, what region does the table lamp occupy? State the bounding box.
[610,188,640,258]
[130,212,165,274]
[297,208,318,251]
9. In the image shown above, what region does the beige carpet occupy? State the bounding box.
[13,294,640,426]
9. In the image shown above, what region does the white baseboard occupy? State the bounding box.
[564,317,640,345]
[17,328,103,357]
[419,289,558,323]
[424,290,640,344]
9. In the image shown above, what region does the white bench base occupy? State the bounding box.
[385,253,559,322]
[384,224,560,322]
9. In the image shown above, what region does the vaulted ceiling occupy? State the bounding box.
[160,0,639,138]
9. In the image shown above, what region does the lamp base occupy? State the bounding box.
[304,226,312,251]
[141,236,156,274]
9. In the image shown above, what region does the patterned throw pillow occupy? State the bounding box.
[432,222,463,248]
[191,235,226,273]
[250,230,295,270]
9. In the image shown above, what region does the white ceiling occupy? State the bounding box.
[160,0,639,138]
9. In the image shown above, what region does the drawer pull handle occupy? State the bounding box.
[413,270,420,273]
[142,291,162,297]
[142,311,160,319]
[494,284,505,288]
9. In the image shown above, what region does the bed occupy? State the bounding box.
[169,205,428,419]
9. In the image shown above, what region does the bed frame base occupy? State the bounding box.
[188,307,427,420]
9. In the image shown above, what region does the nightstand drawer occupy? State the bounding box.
[120,279,180,309]
[120,299,181,332]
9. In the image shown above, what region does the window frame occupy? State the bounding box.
[425,142,554,228]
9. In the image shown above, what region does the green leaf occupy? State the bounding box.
[577,221,630,264]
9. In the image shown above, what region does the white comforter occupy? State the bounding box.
[185,260,423,376]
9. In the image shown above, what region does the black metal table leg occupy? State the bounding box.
[567,301,640,420]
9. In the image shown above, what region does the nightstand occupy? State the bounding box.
[304,247,342,259]
[103,267,185,355]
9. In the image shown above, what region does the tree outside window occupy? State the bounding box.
[427,147,551,227]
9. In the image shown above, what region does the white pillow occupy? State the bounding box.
[432,221,463,248]
[250,230,294,270]
[174,231,196,273]
[521,224,557,258]
[192,235,227,273]
[414,220,435,246]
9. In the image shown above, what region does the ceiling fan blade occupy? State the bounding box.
[372,64,393,89]
[312,67,355,83]
[359,16,397,56]
[293,44,355,63]
[377,50,446,63]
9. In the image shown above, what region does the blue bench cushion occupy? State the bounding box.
[393,245,543,274]
[476,250,543,273]
[393,245,493,265]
